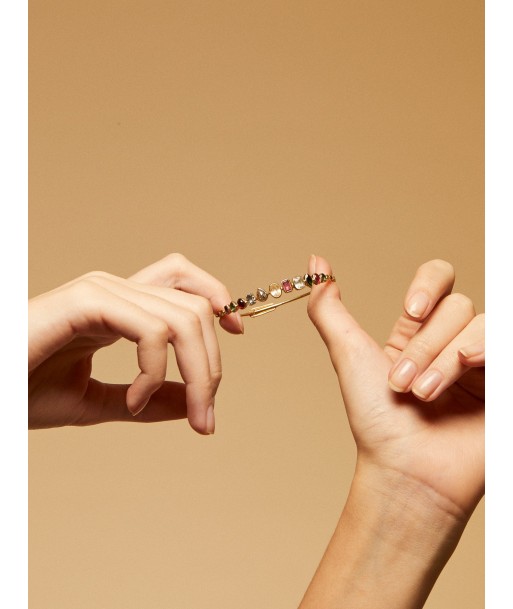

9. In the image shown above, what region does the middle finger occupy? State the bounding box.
[388,292,475,393]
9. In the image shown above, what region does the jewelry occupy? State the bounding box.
[215,273,336,319]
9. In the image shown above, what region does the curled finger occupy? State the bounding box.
[412,313,484,401]
[70,281,170,417]
[388,292,475,393]
[128,252,244,335]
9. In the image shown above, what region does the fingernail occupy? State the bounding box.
[459,343,484,358]
[389,359,417,392]
[235,312,244,335]
[206,405,215,434]
[130,397,149,417]
[406,292,430,318]
[309,254,317,274]
[412,369,443,400]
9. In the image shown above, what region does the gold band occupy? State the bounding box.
[215,273,336,319]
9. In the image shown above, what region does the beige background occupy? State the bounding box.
[29,1,484,608]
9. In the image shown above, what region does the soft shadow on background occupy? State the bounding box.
[29,1,483,608]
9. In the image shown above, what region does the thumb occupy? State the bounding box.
[307,254,381,378]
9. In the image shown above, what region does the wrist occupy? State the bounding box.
[334,461,467,608]
[300,460,468,609]
[349,458,468,563]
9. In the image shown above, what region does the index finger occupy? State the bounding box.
[403,259,455,320]
[128,252,244,336]
[385,259,455,360]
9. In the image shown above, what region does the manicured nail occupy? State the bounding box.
[130,397,149,417]
[389,359,417,392]
[309,254,317,275]
[206,405,215,434]
[235,312,244,334]
[412,369,443,400]
[459,343,484,359]
[406,292,430,319]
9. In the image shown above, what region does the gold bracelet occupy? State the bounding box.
[215,273,335,319]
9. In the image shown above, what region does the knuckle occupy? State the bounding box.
[170,310,202,339]
[182,309,202,329]
[213,369,222,386]
[70,277,102,302]
[163,253,188,288]
[192,296,213,318]
[165,252,188,269]
[146,369,167,387]
[148,318,169,342]
[82,270,113,282]
[409,335,432,358]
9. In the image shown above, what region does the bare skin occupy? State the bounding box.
[28,253,484,607]
[28,253,244,434]
[299,255,484,609]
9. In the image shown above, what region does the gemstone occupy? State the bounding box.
[281,279,293,293]
[269,283,282,298]
[246,293,256,305]
[256,288,268,302]
[229,301,238,313]
[224,305,231,315]
[320,273,327,282]
[237,298,247,309]
[312,273,321,285]
[304,274,313,287]
[292,276,305,290]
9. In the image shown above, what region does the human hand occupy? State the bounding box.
[28,253,244,434]
[299,256,484,609]
[307,255,484,521]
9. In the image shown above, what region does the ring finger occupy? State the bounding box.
[388,293,476,393]
[412,313,484,401]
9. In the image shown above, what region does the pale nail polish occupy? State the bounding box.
[235,312,244,334]
[459,343,484,358]
[206,405,215,434]
[130,397,149,417]
[413,370,443,399]
[389,359,417,392]
[309,254,317,275]
[406,292,430,318]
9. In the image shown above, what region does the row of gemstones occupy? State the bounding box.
[215,273,335,318]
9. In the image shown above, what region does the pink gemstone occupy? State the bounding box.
[281,279,293,293]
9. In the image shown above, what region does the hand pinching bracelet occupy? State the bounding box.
[215,273,336,319]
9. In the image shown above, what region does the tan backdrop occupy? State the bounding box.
[29,1,484,607]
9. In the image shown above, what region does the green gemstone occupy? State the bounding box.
[229,301,238,313]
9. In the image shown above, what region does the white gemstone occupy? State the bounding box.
[269,283,282,298]
[292,276,305,290]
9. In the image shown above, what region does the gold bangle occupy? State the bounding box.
[215,273,336,319]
